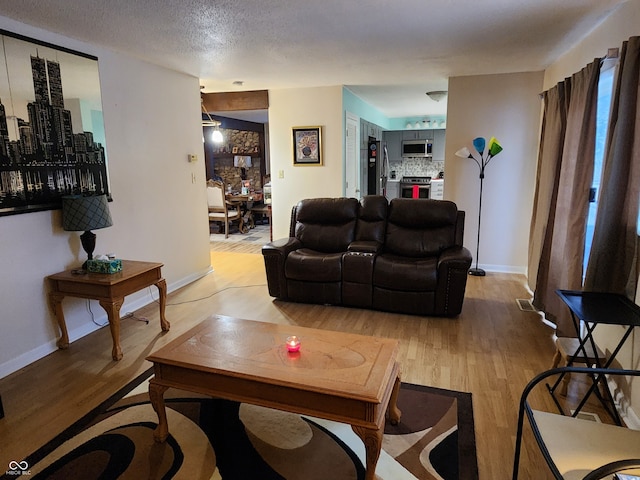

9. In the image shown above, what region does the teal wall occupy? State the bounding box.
[342,87,447,131]
[342,87,391,129]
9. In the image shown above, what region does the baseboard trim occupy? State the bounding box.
[476,263,527,275]
[0,266,213,380]
[607,375,640,430]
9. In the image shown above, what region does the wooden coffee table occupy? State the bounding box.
[146,316,401,480]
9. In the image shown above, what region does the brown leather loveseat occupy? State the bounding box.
[262,196,472,316]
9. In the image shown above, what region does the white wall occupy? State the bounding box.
[0,17,211,378]
[444,71,544,273]
[268,86,344,239]
[544,0,640,89]
[542,0,640,428]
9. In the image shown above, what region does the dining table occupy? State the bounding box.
[226,191,263,231]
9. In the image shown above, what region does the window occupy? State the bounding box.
[583,59,617,277]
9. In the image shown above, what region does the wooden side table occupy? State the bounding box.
[47,260,170,360]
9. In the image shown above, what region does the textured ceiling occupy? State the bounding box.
[0,0,627,119]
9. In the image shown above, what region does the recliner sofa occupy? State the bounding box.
[262,196,472,316]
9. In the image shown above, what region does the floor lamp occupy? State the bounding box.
[455,136,503,276]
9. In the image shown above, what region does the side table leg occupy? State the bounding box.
[49,293,69,349]
[352,425,383,480]
[155,279,170,331]
[387,373,402,425]
[99,298,124,361]
[149,379,169,442]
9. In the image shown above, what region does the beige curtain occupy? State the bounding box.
[529,60,600,336]
[585,37,640,296]
[527,84,567,293]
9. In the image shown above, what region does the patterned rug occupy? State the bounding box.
[210,222,271,245]
[11,370,477,480]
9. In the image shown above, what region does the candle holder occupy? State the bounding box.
[286,335,301,353]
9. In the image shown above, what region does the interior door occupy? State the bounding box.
[345,112,360,198]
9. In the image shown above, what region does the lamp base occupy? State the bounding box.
[79,230,96,270]
[469,268,486,277]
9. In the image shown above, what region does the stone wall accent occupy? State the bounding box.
[212,128,263,191]
[211,128,260,155]
[215,161,262,192]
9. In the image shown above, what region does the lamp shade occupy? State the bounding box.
[211,128,223,143]
[62,194,113,232]
[426,91,448,102]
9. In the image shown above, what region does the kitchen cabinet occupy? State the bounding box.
[402,130,432,141]
[432,129,446,161]
[430,179,444,200]
[383,131,403,160]
[361,119,383,142]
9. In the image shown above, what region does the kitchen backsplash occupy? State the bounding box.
[389,158,445,179]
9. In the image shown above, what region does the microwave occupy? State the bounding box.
[402,139,432,158]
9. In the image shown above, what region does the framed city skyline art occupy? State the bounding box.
[0,29,110,216]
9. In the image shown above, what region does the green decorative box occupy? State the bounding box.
[86,258,122,274]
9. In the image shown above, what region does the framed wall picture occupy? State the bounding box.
[0,29,110,216]
[292,126,322,166]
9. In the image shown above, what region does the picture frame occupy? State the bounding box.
[292,126,322,166]
[0,29,111,216]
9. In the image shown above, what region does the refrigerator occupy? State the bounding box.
[367,139,390,196]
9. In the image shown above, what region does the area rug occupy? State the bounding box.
[210,223,271,245]
[13,369,478,480]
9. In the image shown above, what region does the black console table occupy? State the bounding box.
[551,290,640,424]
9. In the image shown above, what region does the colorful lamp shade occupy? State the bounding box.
[488,137,503,157]
[62,194,113,267]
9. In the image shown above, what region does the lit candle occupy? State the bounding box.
[286,335,301,353]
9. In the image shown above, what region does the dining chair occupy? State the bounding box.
[206,179,243,238]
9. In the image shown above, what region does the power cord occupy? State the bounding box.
[147,283,267,306]
[86,283,267,325]
[122,312,149,324]
[86,300,108,327]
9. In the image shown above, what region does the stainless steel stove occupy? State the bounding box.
[400,176,431,198]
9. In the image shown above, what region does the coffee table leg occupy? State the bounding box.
[388,373,402,425]
[352,425,383,480]
[154,279,170,332]
[149,379,169,442]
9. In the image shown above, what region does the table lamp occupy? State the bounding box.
[62,194,113,268]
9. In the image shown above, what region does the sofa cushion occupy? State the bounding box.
[355,195,388,244]
[294,198,358,252]
[373,254,438,291]
[285,249,343,282]
[385,199,458,257]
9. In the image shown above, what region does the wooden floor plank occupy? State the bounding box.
[0,246,605,479]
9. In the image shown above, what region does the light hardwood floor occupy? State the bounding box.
[0,246,599,479]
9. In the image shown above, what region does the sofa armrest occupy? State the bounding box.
[262,237,302,257]
[435,245,473,316]
[437,245,473,270]
[348,240,383,254]
[262,237,302,299]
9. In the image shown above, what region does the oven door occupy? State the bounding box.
[400,184,430,199]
